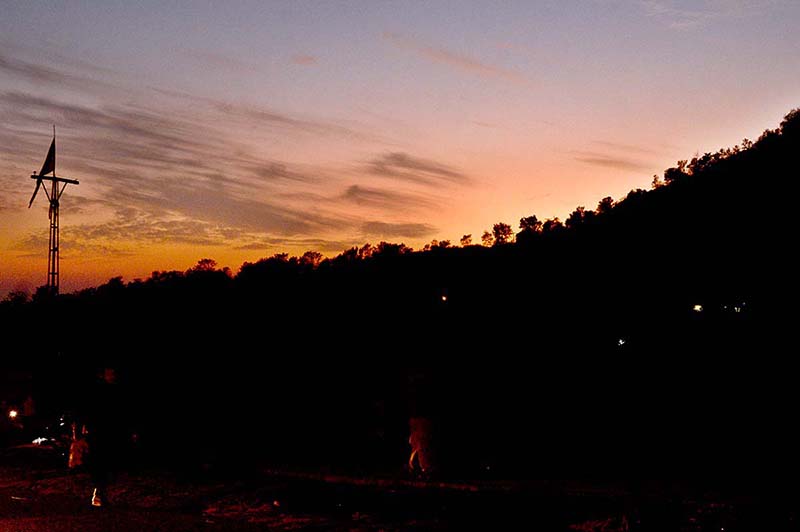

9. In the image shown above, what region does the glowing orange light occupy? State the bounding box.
[8,409,18,419]
[441,295,447,302]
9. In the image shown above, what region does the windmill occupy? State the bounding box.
[28,127,79,296]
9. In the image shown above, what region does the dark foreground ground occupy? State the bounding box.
[2,445,800,531]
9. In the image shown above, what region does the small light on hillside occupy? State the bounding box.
[693,304,703,313]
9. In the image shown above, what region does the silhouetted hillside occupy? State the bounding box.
[3,109,798,478]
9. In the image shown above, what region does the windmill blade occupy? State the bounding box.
[28,179,42,208]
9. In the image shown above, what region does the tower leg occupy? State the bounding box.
[48,199,59,295]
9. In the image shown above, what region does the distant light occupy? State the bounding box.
[617,338,626,346]
[441,295,447,302]
[693,304,703,313]
[734,306,742,313]
[8,409,18,419]
[32,437,48,445]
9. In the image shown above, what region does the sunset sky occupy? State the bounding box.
[2,0,798,296]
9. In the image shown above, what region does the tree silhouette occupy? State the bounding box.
[358,243,374,259]
[516,215,541,246]
[481,230,494,247]
[651,175,664,189]
[519,215,542,233]
[192,258,218,272]
[300,251,323,268]
[374,241,410,257]
[565,207,585,229]
[780,108,800,136]
[460,234,472,246]
[596,196,614,215]
[664,160,688,183]
[541,218,562,235]
[1,289,29,307]
[492,222,514,245]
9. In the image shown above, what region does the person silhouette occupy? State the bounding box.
[83,365,128,507]
[408,416,435,478]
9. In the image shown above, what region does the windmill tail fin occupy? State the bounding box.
[28,179,42,208]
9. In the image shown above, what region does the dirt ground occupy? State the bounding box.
[2,444,799,531]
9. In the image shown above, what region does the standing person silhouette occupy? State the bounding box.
[83,365,127,507]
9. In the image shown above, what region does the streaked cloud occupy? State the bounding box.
[573,152,652,172]
[360,220,436,238]
[341,184,436,211]
[639,0,708,29]
[184,49,257,72]
[591,140,664,156]
[235,236,356,254]
[638,0,779,29]
[0,52,113,92]
[291,54,318,65]
[367,152,468,187]
[12,224,136,259]
[383,32,530,85]
[247,162,319,184]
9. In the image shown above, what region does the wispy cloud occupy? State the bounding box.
[146,87,367,141]
[66,208,236,248]
[246,162,319,184]
[591,140,664,156]
[184,49,257,72]
[291,54,318,66]
[574,152,652,172]
[360,220,436,238]
[12,223,136,259]
[341,184,436,211]
[235,236,356,254]
[0,52,113,92]
[367,152,469,187]
[638,0,778,29]
[383,32,530,85]
[14,214,259,263]
[639,0,708,29]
